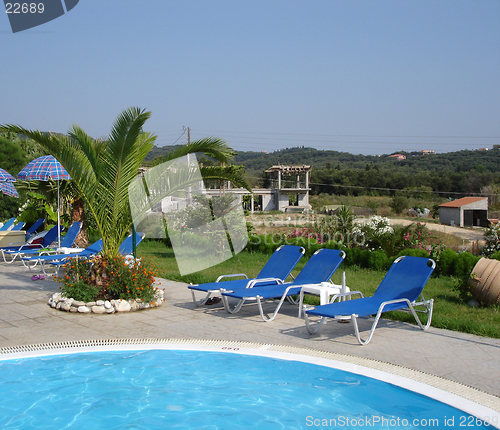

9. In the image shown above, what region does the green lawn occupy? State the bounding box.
[138,239,500,339]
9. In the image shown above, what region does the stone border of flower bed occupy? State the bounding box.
[48,289,165,314]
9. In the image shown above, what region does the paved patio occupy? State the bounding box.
[1,261,499,409]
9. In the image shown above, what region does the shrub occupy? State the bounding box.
[390,193,408,215]
[482,223,500,256]
[453,252,481,301]
[368,250,389,271]
[454,252,480,281]
[359,249,371,268]
[489,251,500,261]
[397,248,430,258]
[344,247,361,267]
[60,280,99,303]
[57,255,160,303]
[437,248,458,277]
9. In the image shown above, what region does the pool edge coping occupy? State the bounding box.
[1,338,499,425]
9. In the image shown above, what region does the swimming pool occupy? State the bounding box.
[0,340,498,429]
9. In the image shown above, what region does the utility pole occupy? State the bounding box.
[184,126,192,205]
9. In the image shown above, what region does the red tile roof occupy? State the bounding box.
[439,197,487,208]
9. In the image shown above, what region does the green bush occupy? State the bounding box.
[368,250,389,271]
[454,252,480,281]
[489,251,500,261]
[60,281,99,303]
[397,248,430,258]
[437,248,458,277]
[359,249,371,268]
[344,247,360,267]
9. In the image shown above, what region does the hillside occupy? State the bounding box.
[144,145,500,198]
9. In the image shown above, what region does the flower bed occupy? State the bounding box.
[49,254,165,313]
[48,290,164,314]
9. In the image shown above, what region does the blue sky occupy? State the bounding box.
[1,0,499,155]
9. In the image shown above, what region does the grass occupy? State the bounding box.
[138,239,500,339]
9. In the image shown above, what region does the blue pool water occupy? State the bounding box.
[0,349,491,429]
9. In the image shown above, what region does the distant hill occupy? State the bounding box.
[146,145,500,174]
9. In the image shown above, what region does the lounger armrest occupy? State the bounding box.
[376,298,412,314]
[245,278,283,288]
[18,243,44,250]
[216,273,249,282]
[329,290,364,301]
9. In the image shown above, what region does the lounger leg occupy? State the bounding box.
[409,299,434,330]
[221,295,245,314]
[190,289,212,307]
[304,313,329,334]
[1,251,19,264]
[22,258,40,270]
[256,295,288,322]
[352,314,381,346]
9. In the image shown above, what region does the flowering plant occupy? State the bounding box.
[287,227,325,244]
[483,223,500,256]
[57,255,161,304]
[401,222,431,251]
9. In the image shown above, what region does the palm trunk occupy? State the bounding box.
[71,198,88,248]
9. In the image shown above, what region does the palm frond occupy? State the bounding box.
[151,137,236,166]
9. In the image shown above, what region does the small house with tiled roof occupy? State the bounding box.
[439,197,488,227]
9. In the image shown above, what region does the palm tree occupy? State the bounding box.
[1,107,249,259]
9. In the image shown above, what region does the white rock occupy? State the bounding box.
[96,300,105,306]
[77,306,90,313]
[104,300,112,309]
[61,302,72,312]
[92,305,106,314]
[114,300,131,312]
[105,307,115,314]
[73,300,85,307]
[86,301,96,307]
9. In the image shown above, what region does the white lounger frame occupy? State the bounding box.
[304,290,434,346]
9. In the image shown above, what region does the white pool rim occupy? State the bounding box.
[1,338,499,426]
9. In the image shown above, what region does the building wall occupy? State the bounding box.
[298,192,309,207]
[278,192,290,211]
[462,199,488,211]
[262,194,275,211]
[439,207,461,227]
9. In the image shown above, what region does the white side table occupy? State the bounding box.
[298,276,350,318]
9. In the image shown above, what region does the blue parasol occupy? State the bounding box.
[18,155,71,247]
[0,181,19,198]
[0,167,16,182]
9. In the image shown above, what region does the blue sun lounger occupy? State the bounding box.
[10,221,26,231]
[25,218,45,240]
[188,245,306,306]
[221,248,346,322]
[0,218,16,231]
[33,232,145,276]
[0,224,62,263]
[304,256,436,345]
[20,222,82,268]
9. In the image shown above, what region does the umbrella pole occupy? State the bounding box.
[57,180,61,248]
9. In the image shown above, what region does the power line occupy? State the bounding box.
[242,174,500,197]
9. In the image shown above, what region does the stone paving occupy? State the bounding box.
[1,262,500,401]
